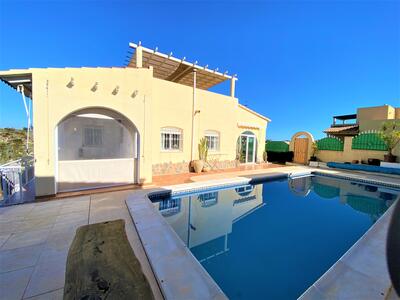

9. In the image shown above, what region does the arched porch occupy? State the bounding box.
[55,107,139,192]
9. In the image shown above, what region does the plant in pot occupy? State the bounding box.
[309,142,318,162]
[263,151,268,163]
[192,138,208,173]
[380,121,400,163]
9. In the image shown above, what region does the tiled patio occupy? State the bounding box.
[0,191,163,300]
[152,162,285,186]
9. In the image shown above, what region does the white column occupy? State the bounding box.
[191,69,197,161]
[230,77,237,98]
[136,46,143,68]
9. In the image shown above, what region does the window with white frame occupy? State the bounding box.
[205,130,220,151]
[161,127,183,151]
[83,126,103,147]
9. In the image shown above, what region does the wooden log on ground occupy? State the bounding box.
[64,219,155,300]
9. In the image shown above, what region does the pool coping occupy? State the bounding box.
[299,170,400,300]
[126,169,399,299]
[298,202,397,300]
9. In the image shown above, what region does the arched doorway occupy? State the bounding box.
[237,131,257,164]
[55,107,139,192]
[289,131,314,164]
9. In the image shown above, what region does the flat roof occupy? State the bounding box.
[126,42,235,90]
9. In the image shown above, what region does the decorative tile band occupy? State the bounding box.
[152,160,238,176]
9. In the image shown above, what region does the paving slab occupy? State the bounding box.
[23,248,68,298]
[24,288,63,300]
[1,228,51,250]
[0,244,44,273]
[0,267,34,300]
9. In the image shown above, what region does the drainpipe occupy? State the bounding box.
[191,69,197,162]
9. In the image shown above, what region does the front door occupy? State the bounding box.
[293,138,309,164]
[239,134,256,164]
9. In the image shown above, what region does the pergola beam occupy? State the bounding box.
[129,42,234,80]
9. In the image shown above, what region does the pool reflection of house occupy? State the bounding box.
[288,176,397,222]
[155,184,264,261]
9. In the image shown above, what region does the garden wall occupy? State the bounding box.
[317,136,400,163]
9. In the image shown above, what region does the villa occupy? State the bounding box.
[0,42,270,198]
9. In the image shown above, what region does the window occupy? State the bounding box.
[159,198,181,216]
[161,127,183,151]
[83,127,103,147]
[205,130,220,151]
[198,192,218,207]
[235,185,254,197]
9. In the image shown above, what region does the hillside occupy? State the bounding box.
[0,128,33,165]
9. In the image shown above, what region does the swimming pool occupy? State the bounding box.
[151,174,398,299]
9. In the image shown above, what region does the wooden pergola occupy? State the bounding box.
[126,42,237,93]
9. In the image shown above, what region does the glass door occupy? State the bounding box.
[239,134,256,164]
[239,136,247,163]
[246,136,255,163]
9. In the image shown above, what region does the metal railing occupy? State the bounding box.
[0,156,35,204]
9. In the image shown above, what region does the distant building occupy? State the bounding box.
[324,104,400,138]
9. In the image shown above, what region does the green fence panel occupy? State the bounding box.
[265,141,289,152]
[316,137,344,151]
[351,132,387,151]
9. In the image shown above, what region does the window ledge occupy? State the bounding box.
[160,150,183,153]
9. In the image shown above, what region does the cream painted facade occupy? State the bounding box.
[0,65,269,197]
[357,105,400,132]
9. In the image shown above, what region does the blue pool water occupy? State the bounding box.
[152,175,398,299]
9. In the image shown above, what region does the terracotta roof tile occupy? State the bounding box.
[324,125,359,134]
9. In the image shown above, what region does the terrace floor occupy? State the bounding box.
[152,162,285,186]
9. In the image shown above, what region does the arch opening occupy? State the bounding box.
[56,107,139,192]
[289,131,315,165]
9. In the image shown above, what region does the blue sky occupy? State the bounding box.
[0,0,399,140]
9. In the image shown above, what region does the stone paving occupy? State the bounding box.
[0,191,163,300]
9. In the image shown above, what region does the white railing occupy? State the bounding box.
[0,156,34,203]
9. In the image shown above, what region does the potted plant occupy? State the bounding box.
[309,142,318,162]
[192,137,208,173]
[263,151,268,163]
[380,121,400,163]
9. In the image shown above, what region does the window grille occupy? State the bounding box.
[83,127,103,147]
[205,130,220,151]
[161,127,183,151]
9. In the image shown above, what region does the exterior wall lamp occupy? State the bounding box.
[112,85,119,95]
[66,77,74,88]
[131,90,138,98]
[91,82,98,92]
